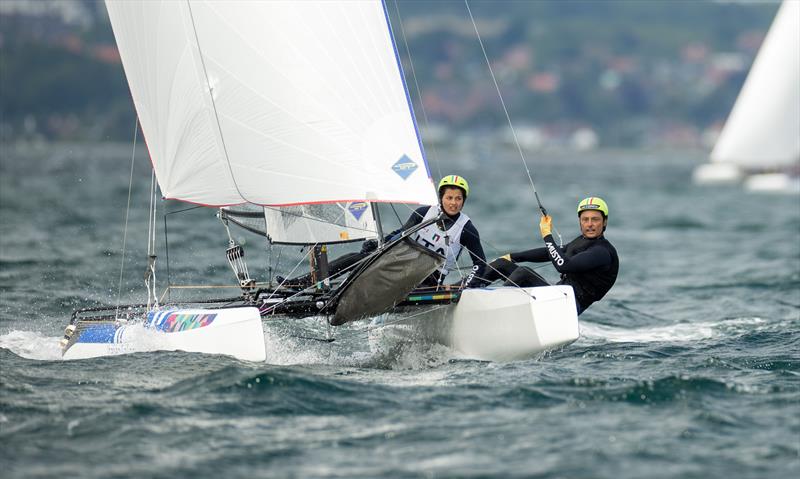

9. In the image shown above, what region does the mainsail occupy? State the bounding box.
[105,0,437,208]
[710,0,800,169]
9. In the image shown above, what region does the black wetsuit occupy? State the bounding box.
[486,234,618,314]
[393,206,487,288]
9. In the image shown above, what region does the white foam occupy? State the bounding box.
[1,325,182,362]
[0,330,63,360]
[260,315,459,371]
[580,317,768,343]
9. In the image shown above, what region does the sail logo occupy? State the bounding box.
[392,155,418,180]
[348,202,368,221]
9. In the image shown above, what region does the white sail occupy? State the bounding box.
[220,202,379,244]
[263,202,377,244]
[710,0,800,169]
[105,0,436,207]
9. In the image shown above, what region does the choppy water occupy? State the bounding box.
[1,143,798,478]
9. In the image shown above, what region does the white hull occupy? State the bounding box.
[697,2,800,184]
[375,286,580,362]
[744,173,800,194]
[62,307,267,362]
[692,163,743,184]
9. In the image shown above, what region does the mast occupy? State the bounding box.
[371,203,385,246]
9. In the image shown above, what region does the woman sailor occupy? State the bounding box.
[277,175,487,289]
[390,175,487,288]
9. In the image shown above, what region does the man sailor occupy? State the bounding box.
[484,196,618,314]
[278,175,488,289]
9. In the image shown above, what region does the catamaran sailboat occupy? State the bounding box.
[60,0,579,362]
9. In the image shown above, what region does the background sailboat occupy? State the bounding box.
[693,0,800,191]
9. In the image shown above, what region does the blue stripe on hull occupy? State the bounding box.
[76,324,120,343]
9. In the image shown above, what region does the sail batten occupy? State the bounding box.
[106,0,437,207]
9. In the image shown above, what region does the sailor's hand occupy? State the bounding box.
[499,253,511,262]
[539,215,552,238]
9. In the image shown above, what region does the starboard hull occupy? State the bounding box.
[374,286,580,362]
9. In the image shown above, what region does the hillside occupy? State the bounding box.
[0,0,779,148]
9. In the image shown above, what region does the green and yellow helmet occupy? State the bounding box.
[577,196,609,218]
[438,175,469,199]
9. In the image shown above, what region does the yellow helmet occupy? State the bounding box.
[438,175,469,199]
[577,197,609,217]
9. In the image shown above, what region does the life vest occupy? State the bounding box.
[410,206,470,276]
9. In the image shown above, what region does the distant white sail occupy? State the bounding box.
[710,0,800,169]
[105,0,436,207]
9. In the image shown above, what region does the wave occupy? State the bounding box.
[644,217,707,230]
[581,321,717,343]
[0,330,63,360]
[0,316,463,371]
[579,317,772,344]
[574,375,731,403]
[677,276,800,292]
[532,373,784,405]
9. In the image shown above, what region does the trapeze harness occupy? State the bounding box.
[410,206,471,278]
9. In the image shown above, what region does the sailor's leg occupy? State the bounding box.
[483,258,520,284]
[503,266,549,287]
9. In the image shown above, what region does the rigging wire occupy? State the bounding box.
[463,0,544,213]
[261,246,377,308]
[388,0,564,273]
[463,0,563,246]
[161,204,206,303]
[389,204,404,226]
[115,120,139,320]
